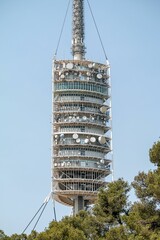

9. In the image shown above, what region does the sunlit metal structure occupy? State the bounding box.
[52,0,112,214]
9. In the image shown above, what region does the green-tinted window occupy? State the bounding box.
[55,82,108,94]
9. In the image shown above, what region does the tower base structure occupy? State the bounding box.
[74,196,84,214]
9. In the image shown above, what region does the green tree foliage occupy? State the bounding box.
[149,140,160,167]
[124,140,160,239]
[0,231,27,240]
[35,221,86,240]
[9,234,27,240]
[93,178,130,226]
[0,230,10,240]
[105,225,128,240]
[61,210,106,239]
[27,230,38,240]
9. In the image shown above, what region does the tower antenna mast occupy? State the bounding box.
[72,0,85,60]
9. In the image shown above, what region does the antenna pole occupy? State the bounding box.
[72,0,85,60]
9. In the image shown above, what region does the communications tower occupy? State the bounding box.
[52,0,112,214]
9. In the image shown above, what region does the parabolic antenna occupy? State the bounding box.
[100,159,105,164]
[90,137,96,143]
[88,63,93,68]
[97,73,102,79]
[67,62,73,69]
[100,106,108,113]
[98,136,106,144]
[61,74,65,79]
[83,116,87,121]
[73,133,78,139]
[76,138,81,143]
[84,138,89,144]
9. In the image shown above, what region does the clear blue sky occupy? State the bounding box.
[0,0,160,236]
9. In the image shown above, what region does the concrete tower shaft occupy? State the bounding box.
[72,0,85,60]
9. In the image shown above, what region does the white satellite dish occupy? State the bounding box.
[98,136,106,144]
[61,74,65,79]
[73,133,78,139]
[100,159,105,164]
[100,106,107,113]
[55,135,58,138]
[87,72,91,76]
[76,138,81,143]
[66,62,73,69]
[88,63,93,68]
[84,139,89,144]
[83,116,87,121]
[90,137,96,143]
[60,133,64,138]
[97,73,102,79]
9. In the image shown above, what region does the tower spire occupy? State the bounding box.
[72,0,85,60]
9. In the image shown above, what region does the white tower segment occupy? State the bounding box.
[52,0,112,214]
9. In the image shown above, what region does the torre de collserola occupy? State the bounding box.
[52,0,112,214]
